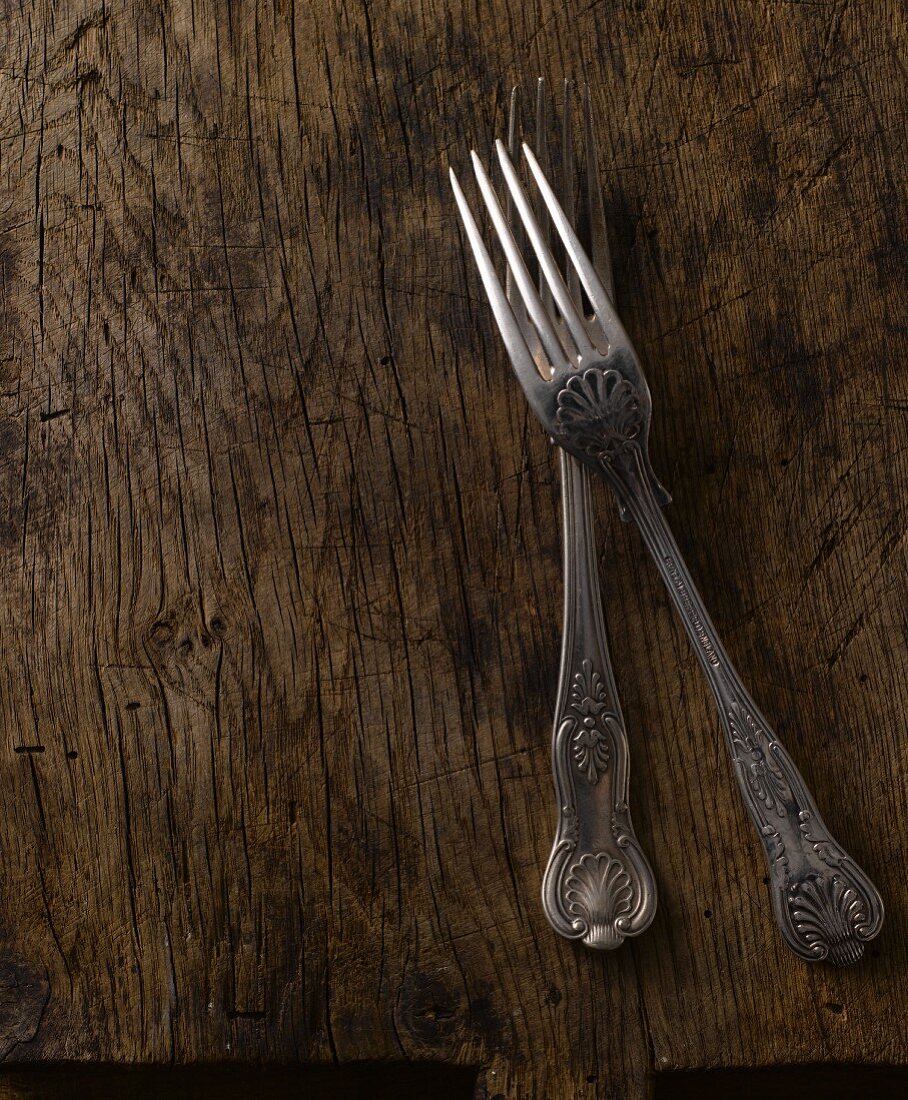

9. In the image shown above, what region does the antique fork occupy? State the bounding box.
[505,80,656,950]
[450,90,884,965]
[499,81,655,950]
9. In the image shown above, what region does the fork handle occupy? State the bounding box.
[541,449,657,949]
[612,454,883,964]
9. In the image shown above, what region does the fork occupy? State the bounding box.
[505,80,657,950]
[450,87,884,965]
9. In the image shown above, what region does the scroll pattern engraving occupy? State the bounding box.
[555,368,642,465]
[728,705,792,817]
[567,660,611,784]
[788,874,872,966]
[725,698,882,963]
[544,658,657,949]
[565,854,633,951]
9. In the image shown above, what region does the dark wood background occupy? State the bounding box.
[1,1,906,1097]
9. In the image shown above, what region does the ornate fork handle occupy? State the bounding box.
[572,380,884,963]
[541,449,657,949]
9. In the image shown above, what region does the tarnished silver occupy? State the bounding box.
[503,81,656,950]
[451,84,884,965]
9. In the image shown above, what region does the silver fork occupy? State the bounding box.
[506,80,656,950]
[451,89,884,965]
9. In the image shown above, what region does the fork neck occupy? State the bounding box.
[605,449,733,692]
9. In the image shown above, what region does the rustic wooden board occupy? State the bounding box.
[1,1,906,1096]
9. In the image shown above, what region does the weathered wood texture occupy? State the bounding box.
[0,1,906,1096]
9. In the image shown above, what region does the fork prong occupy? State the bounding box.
[522,141,628,345]
[535,77,548,174]
[534,78,555,317]
[505,85,521,305]
[449,166,548,403]
[507,85,545,370]
[495,138,595,361]
[560,79,581,305]
[582,82,614,303]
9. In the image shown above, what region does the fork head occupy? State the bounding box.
[451,80,668,502]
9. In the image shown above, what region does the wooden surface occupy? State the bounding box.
[1,1,907,1096]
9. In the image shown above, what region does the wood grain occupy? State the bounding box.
[0,1,906,1096]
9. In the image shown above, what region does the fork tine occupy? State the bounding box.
[560,80,581,305]
[495,138,595,360]
[522,141,628,344]
[507,85,545,370]
[535,78,548,175]
[449,166,548,402]
[582,82,614,303]
[505,85,520,305]
[470,150,567,375]
[534,78,555,317]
